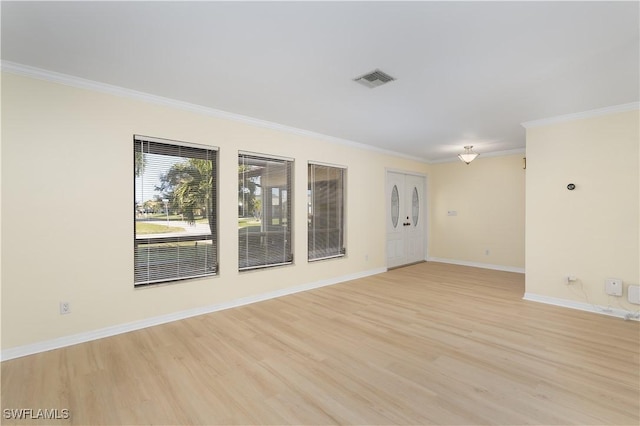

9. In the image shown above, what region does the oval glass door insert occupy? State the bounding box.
[412,186,419,226]
[391,185,400,228]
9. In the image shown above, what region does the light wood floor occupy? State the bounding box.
[2,262,639,425]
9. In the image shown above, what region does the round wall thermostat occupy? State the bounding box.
[567,183,576,190]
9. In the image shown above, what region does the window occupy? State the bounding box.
[308,163,346,261]
[134,136,218,286]
[238,152,293,270]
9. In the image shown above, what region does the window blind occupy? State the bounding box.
[134,136,218,286]
[308,163,346,261]
[238,153,293,270]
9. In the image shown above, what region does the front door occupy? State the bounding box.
[386,172,425,268]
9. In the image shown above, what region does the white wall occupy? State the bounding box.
[428,154,526,271]
[525,108,639,315]
[1,72,429,353]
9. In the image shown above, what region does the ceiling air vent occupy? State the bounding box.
[354,69,396,88]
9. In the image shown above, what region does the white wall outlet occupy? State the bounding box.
[566,275,577,284]
[484,249,490,256]
[59,301,71,315]
[447,210,457,216]
[605,278,623,296]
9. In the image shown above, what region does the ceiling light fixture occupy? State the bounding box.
[458,145,479,164]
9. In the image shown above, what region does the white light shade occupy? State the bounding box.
[458,146,479,164]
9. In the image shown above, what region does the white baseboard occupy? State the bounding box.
[523,293,640,321]
[426,257,525,274]
[1,267,386,362]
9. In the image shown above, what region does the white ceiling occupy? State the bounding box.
[2,1,638,162]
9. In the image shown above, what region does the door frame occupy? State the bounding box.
[385,168,429,269]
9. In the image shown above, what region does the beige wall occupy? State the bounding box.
[525,109,639,311]
[428,154,526,270]
[1,72,430,350]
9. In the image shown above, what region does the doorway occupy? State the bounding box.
[386,171,426,268]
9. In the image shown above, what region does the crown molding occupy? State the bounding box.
[1,61,428,164]
[427,148,526,165]
[521,102,640,129]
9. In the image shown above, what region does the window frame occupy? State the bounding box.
[307,161,346,262]
[238,151,294,271]
[134,135,218,287]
